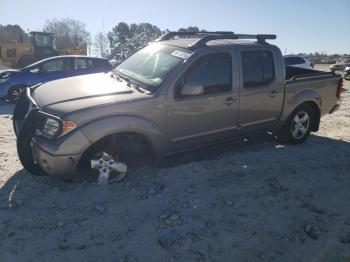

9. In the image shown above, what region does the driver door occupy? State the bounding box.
[38,58,70,83]
[166,52,239,150]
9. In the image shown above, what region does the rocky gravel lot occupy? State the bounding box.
[0,67,350,262]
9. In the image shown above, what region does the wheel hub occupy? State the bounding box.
[291,111,309,139]
[91,152,127,185]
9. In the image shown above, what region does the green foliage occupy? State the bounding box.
[0,25,29,44]
[107,22,163,53]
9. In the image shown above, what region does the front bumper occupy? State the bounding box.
[31,140,81,178]
[329,103,340,114]
[13,88,91,179]
[0,83,10,98]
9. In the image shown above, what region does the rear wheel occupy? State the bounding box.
[8,85,27,103]
[277,104,314,144]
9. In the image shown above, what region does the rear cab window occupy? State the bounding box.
[241,51,275,88]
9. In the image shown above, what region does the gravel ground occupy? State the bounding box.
[0,66,349,262]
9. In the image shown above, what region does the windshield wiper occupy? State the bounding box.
[114,71,149,93]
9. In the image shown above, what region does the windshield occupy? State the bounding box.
[33,34,53,48]
[115,43,190,90]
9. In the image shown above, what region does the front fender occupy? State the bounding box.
[79,115,168,157]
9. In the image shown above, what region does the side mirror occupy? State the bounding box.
[180,82,204,96]
[30,68,40,74]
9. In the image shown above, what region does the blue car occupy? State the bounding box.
[0,55,113,102]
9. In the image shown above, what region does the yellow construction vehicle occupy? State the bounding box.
[0,31,87,69]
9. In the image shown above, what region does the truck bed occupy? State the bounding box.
[285,66,333,80]
[284,66,341,117]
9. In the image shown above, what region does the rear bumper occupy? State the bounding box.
[31,140,81,178]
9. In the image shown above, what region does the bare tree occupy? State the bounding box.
[43,18,90,50]
[94,32,110,57]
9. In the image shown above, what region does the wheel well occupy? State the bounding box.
[78,132,156,169]
[8,84,28,95]
[303,101,321,131]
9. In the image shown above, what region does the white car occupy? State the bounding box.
[284,55,314,69]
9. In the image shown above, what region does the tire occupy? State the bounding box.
[277,104,314,144]
[81,133,154,171]
[345,74,350,81]
[8,85,27,103]
[117,134,155,167]
[16,113,47,176]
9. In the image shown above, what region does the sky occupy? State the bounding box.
[1,0,349,54]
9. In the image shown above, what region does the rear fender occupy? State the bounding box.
[274,89,321,131]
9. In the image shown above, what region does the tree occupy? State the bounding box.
[43,18,90,50]
[0,24,29,44]
[107,22,131,48]
[107,22,162,58]
[94,32,110,57]
[178,26,200,32]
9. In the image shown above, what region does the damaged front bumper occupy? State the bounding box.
[13,88,91,179]
[31,140,81,178]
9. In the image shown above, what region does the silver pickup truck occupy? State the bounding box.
[13,32,343,183]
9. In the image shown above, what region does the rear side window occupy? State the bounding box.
[183,53,232,95]
[94,59,109,68]
[241,51,275,87]
[74,58,94,70]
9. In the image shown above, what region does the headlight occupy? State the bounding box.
[36,118,60,139]
[35,117,76,139]
[0,78,9,84]
[345,66,350,71]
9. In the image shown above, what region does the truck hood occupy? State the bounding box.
[33,72,144,115]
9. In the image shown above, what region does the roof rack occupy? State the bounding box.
[155,31,276,50]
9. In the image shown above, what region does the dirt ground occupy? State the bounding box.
[0,65,350,262]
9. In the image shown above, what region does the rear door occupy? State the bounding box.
[238,50,284,131]
[73,57,95,75]
[167,52,239,149]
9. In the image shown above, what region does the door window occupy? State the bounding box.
[74,58,93,70]
[41,59,65,73]
[241,51,275,87]
[179,53,232,96]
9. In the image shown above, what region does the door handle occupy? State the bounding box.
[268,90,279,98]
[223,97,237,105]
